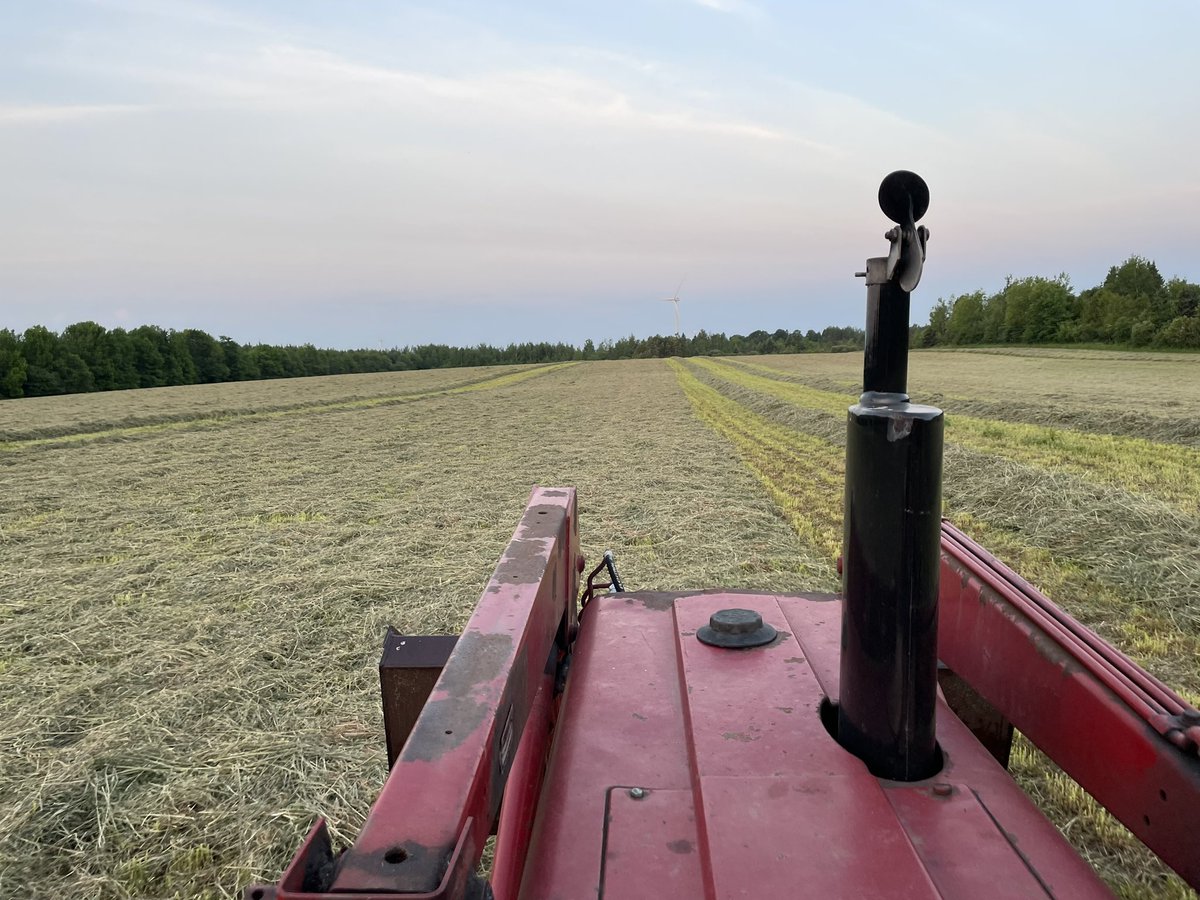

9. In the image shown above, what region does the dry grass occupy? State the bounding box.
[0,359,823,899]
[744,348,1200,446]
[703,357,1200,510]
[2,350,1196,898]
[0,365,545,444]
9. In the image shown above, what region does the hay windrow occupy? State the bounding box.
[0,365,546,444]
[0,363,572,453]
[735,350,1200,446]
[698,357,1200,510]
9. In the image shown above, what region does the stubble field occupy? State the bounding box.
[1,349,1198,899]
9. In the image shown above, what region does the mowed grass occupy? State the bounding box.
[0,364,563,449]
[747,347,1200,446]
[1,351,1196,898]
[0,359,828,899]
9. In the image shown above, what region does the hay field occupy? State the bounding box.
[1,351,1197,898]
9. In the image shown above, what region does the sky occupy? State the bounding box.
[1,0,1197,349]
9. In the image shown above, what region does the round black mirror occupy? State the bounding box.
[878,170,929,224]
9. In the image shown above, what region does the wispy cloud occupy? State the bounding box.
[687,0,764,20]
[0,103,151,125]
[74,42,833,152]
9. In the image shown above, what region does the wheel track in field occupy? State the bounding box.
[0,363,576,454]
[666,357,1195,897]
[696,357,1200,512]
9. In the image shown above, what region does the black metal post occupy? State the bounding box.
[837,172,943,781]
[863,275,910,395]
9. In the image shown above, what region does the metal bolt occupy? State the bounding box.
[711,609,762,635]
[628,787,646,800]
[932,783,953,797]
[697,608,777,649]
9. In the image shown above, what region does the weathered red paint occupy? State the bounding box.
[251,487,578,899]
[938,521,1200,889]
[517,590,1110,898]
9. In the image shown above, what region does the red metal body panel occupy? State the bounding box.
[938,522,1200,889]
[518,590,1111,898]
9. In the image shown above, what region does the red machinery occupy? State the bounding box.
[250,174,1200,899]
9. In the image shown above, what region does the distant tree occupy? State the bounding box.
[57,352,95,393]
[0,329,27,398]
[1104,256,1172,327]
[61,321,115,390]
[981,291,1007,343]
[1157,316,1200,348]
[107,328,140,390]
[945,290,987,344]
[21,325,64,396]
[1166,278,1200,319]
[166,331,198,384]
[1001,274,1075,343]
[179,329,229,383]
[924,299,950,346]
[1104,255,1165,300]
[248,344,289,379]
[128,325,168,387]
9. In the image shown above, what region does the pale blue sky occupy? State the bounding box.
[1,0,1197,347]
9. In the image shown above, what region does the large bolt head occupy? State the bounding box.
[697,608,778,649]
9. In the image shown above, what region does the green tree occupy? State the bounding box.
[1104,256,1171,327]
[1104,255,1164,299]
[0,329,27,398]
[1001,275,1075,343]
[58,352,95,393]
[21,325,64,396]
[61,321,114,390]
[1157,316,1200,348]
[981,291,1006,343]
[129,325,168,387]
[219,336,258,381]
[1166,278,1200,319]
[106,328,140,390]
[180,329,229,383]
[167,331,199,384]
[945,290,986,344]
[924,298,950,346]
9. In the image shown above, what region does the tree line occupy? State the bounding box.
[4,253,1194,400]
[916,256,1200,349]
[0,322,865,400]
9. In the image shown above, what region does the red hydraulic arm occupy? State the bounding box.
[938,520,1200,889]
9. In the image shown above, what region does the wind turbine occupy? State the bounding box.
[661,277,685,337]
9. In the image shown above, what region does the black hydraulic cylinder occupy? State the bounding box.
[838,393,943,780]
[837,170,942,781]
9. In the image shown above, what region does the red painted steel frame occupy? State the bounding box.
[251,487,579,900]
[938,521,1200,890]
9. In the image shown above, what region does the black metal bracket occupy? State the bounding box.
[379,628,459,767]
[580,550,625,608]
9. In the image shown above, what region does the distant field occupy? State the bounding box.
[1,350,1197,898]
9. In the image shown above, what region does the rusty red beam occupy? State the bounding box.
[937,521,1200,889]
[252,487,579,899]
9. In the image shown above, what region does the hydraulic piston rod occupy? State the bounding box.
[838,171,944,781]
